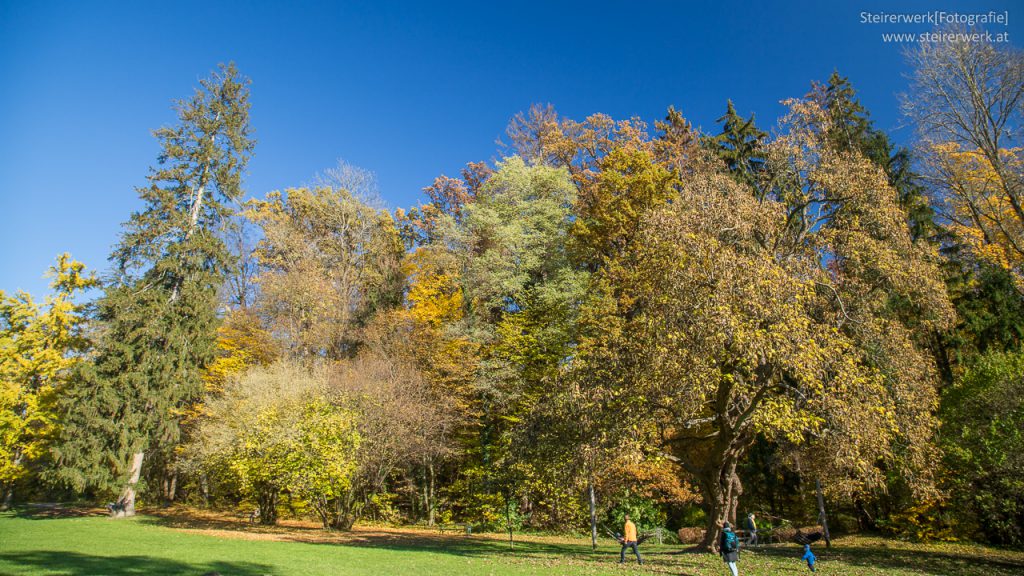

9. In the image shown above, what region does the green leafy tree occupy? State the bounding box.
[941,349,1024,545]
[435,156,588,527]
[51,64,254,516]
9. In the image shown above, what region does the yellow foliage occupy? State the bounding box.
[931,142,1024,288]
[0,254,97,485]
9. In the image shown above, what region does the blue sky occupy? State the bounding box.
[1,0,1017,296]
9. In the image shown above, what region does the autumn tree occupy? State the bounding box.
[905,32,1024,288]
[768,98,953,504]
[807,71,936,242]
[202,308,280,394]
[326,350,453,529]
[187,361,361,526]
[558,97,953,550]
[0,255,97,508]
[51,64,254,516]
[247,186,404,359]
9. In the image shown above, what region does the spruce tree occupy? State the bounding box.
[810,71,935,241]
[706,100,767,197]
[51,64,254,516]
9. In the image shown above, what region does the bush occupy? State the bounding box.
[878,501,958,542]
[605,491,667,535]
[677,527,704,544]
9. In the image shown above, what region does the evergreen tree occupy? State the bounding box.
[810,71,935,241]
[705,100,767,197]
[51,64,254,516]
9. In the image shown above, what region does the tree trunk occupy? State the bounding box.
[588,479,598,551]
[3,451,23,510]
[332,490,361,530]
[816,479,831,547]
[200,473,210,507]
[505,490,514,550]
[113,451,145,518]
[257,489,278,525]
[427,460,436,527]
[696,467,730,552]
[167,471,177,503]
[690,449,748,553]
[725,468,743,526]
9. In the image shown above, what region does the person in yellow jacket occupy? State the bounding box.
[619,513,643,564]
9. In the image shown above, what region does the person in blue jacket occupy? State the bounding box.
[802,543,817,572]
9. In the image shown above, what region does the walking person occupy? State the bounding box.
[802,543,817,573]
[720,521,740,576]
[618,513,643,565]
[746,513,758,546]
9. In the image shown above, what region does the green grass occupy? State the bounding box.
[1,509,1022,576]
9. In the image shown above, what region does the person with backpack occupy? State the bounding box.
[802,543,817,572]
[720,521,740,576]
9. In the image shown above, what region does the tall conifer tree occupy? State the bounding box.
[51,64,254,516]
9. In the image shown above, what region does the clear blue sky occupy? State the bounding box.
[1,0,1017,296]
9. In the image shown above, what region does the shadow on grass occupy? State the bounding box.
[0,551,276,576]
[139,510,690,571]
[140,510,584,556]
[753,542,1024,576]
[9,504,107,519]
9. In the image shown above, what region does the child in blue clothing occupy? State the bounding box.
[802,543,817,572]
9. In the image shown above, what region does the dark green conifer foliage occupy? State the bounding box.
[51,64,254,514]
[811,71,935,241]
[706,100,767,197]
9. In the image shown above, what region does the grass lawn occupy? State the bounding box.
[1,507,1022,576]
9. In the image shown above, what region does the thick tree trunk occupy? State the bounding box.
[697,468,729,552]
[113,451,145,518]
[694,455,744,552]
[167,471,177,503]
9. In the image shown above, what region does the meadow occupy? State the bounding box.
[1,507,1022,576]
